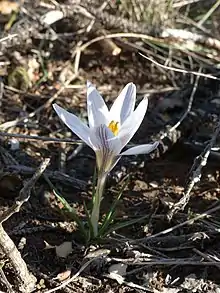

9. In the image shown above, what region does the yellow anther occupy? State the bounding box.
[108,120,119,136]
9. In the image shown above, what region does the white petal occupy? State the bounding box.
[118,96,148,149]
[91,124,122,174]
[87,81,109,128]
[53,103,93,148]
[93,124,121,154]
[109,83,136,125]
[120,142,159,156]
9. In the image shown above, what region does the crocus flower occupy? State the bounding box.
[53,82,158,175]
[53,81,159,238]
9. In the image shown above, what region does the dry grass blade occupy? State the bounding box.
[160,67,201,141]
[139,53,220,80]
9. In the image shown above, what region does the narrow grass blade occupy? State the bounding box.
[44,174,87,240]
[53,189,88,240]
[99,175,129,236]
[83,201,94,242]
[104,214,149,236]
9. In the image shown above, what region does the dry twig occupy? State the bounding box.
[0,158,50,292]
[167,116,220,219]
[134,203,220,244]
[5,164,87,190]
[43,254,107,293]
[0,131,81,144]
[0,158,50,223]
[0,267,14,293]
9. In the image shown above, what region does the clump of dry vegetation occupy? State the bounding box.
[1,0,220,292]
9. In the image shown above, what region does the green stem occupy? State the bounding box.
[90,172,107,238]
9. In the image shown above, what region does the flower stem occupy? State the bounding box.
[90,172,107,238]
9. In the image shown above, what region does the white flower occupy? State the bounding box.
[53,82,158,174]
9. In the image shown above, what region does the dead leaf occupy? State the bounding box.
[43,240,55,250]
[27,57,40,84]
[55,241,73,258]
[108,263,127,284]
[8,66,30,91]
[53,269,71,281]
[58,65,75,84]
[108,263,127,276]
[0,1,19,15]
[108,272,124,285]
[18,237,26,250]
[36,279,46,290]
[44,240,73,258]
[41,10,64,25]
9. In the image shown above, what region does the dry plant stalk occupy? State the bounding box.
[0,226,36,293]
[99,29,121,56]
[0,158,50,292]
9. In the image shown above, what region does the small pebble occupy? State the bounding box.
[8,138,20,151]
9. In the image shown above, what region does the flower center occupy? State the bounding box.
[108,120,119,136]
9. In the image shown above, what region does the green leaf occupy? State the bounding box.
[83,201,94,242]
[44,175,87,238]
[92,167,97,206]
[98,175,129,236]
[53,189,88,240]
[104,214,149,237]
